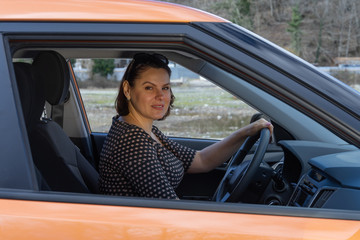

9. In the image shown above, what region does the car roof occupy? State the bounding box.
[0,0,228,23]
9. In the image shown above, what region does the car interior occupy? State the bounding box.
[11,44,360,212]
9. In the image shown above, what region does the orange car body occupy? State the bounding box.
[1,0,360,239]
[0,0,226,22]
[1,198,360,240]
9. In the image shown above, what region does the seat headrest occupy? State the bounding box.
[32,51,70,105]
[14,62,45,132]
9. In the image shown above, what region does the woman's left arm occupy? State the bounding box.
[187,118,273,173]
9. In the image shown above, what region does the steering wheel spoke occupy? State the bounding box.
[213,128,271,202]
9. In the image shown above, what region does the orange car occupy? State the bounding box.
[1,0,360,239]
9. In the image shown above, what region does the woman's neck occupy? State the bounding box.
[121,114,162,145]
[122,113,153,135]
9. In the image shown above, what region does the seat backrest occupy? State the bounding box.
[18,51,99,193]
[14,62,51,190]
[13,62,44,133]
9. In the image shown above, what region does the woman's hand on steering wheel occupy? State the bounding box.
[244,118,273,139]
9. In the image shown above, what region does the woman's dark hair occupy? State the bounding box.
[115,53,174,120]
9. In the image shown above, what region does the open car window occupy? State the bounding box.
[75,58,257,140]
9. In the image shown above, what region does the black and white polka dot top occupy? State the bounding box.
[98,116,196,199]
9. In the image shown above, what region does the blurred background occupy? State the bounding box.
[160,0,360,89]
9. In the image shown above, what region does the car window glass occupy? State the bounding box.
[74,58,257,139]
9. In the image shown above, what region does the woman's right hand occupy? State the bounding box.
[244,118,273,138]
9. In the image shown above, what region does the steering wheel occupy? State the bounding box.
[213,128,270,202]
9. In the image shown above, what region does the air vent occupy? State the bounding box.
[311,189,335,208]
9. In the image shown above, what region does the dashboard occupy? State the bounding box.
[281,141,360,210]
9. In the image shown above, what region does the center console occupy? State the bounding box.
[288,169,338,208]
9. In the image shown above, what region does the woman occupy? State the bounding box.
[99,53,273,199]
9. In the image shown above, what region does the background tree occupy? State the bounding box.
[287,5,302,56]
[313,0,329,64]
[92,59,115,77]
[212,0,253,30]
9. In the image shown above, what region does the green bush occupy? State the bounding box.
[92,59,115,77]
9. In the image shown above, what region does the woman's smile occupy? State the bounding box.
[152,104,164,110]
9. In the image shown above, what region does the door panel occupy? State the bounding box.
[1,198,359,240]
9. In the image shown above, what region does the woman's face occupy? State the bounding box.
[124,67,171,122]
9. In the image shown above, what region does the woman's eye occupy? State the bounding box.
[163,87,170,90]
[145,86,152,90]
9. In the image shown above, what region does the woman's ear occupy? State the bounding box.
[123,80,131,100]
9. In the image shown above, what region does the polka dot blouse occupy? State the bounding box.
[99,116,196,199]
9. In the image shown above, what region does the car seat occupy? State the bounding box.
[14,51,99,193]
[14,62,50,190]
